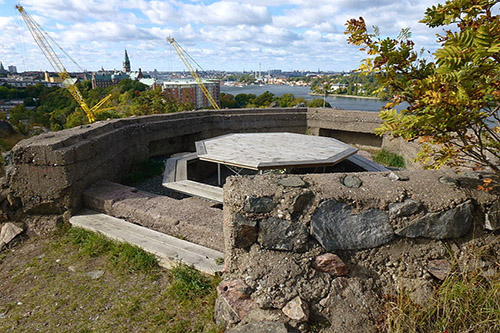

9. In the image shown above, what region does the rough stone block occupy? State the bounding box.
[278,176,306,188]
[291,191,314,217]
[396,200,473,239]
[233,214,258,249]
[258,217,308,252]
[282,296,309,322]
[342,175,362,188]
[215,280,257,325]
[311,200,394,250]
[0,222,23,246]
[389,199,422,219]
[313,253,348,276]
[427,259,452,280]
[244,196,276,214]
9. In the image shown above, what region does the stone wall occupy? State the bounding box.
[4,108,306,230]
[218,170,499,332]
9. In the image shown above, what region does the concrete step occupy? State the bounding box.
[83,181,224,252]
[163,180,223,203]
[70,209,224,275]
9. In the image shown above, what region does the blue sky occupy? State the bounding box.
[0,1,455,73]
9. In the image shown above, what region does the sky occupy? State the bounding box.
[0,0,459,73]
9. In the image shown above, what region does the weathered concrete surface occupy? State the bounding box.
[7,108,307,217]
[83,180,224,251]
[307,109,382,134]
[220,171,498,332]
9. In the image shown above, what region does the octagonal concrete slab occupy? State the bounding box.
[195,133,358,170]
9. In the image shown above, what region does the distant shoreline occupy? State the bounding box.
[308,92,381,100]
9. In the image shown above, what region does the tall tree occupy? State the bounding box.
[345,0,500,175]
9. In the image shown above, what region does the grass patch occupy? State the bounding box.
[373,148,405,168]
[0,228,222,332]
[66,227,159,273]
[384,265,500,332]
[167,264,215,301]
[123,159,164,185]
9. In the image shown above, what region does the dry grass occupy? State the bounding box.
[0,226,222,332]
[384,245,500,333]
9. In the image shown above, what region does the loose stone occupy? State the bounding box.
[282,296,309,322]
[342,175,362,188]
[313,253,348,276]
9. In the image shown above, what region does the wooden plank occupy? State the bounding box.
[163,158,178,183]
[163,180,223,203]
[70,209,224,275]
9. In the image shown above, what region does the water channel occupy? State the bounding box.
[221,84,408,112]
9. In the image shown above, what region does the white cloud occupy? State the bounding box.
[182,1,271,26]
[1,0,472,71]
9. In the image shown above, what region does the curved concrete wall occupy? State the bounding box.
[8,108,307,215]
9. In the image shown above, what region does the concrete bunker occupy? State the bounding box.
[3,107,498,332]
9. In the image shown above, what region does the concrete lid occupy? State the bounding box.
[196,132,358,170]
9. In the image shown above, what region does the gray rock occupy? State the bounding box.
[227,321,290,333]
[282,296,309,322]
[258,218,308,252]
[233,214,258,249]
[342,175,362,188]
[311,200,394,250]
[291,191,314,217]
[389,199,422,218]
[439,176,460,187]
[86,270,104,279]
[396,200,473,239]
[278,176,306,188]
[244,196,276,214]
[0,222,23,246]
[388,172,409,181]
[485,199,500,231]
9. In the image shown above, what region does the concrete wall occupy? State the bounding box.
[218,171,498,331]
[307,108,383,148]
[4,107,424,233]
[6,108,307,217]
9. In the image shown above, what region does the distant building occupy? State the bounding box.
[91,51,150,89]
[123,49,131,73]
[160,79,220,109]
[0,78,62,88]
[8,66,17,74]
[0,63,7,75]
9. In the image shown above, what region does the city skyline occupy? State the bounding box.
[1,1,459,73]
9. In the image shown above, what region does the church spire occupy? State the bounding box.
[123,49,131,72]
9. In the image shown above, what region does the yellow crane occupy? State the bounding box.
[16,5,113,123]
[167,37,220,110]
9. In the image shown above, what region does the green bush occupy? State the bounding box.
[373,149,405,168]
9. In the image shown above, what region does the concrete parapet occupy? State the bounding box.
[6,108,307,215]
